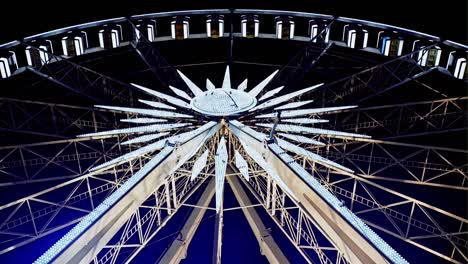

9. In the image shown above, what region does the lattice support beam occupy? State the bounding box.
[227,173,290,264]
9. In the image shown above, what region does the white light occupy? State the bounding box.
[311,25,318,41]
[454,58,467,79]
[25,47,33,66]
[342,25,349,41]
[139,99,176,110]
[258,86,284,101]
[147,25,155,41]
[171,22,176,39]
[206,78,215,90]
[256,105,356,118]
[275,100,314,110]
[98,30,105,48]
[183,21,189,39]
[192,149,209,181]
[433,47,442,67]
[94,105,193,118]
[81,31,89,47]
[121,118,167,124]
[116,24,123,40]
[215,137,228,213]
[363,30,368,48]
[9,51,18,68]
[61,37,68,56]
[176,70,204,95]
[219,20,224,37]
[290,21,295,39]
[281,118,328,124]
[222,66,231,89]
[39,45,49,64]
[121,132,169,145]
[234,151,249,181]
[206,20,211,37]
[256,123,370,139]
[74,37,83,55]
[191,88,257,116]
[135,26,141,40]
[397,40,404,56]
[248,70,279,97]
[131,83,191,109]
[0,57,10,78]
[276,21,282,39]
[169,85,192,101]
[111,30,119,47]
[238,138,298,201]
[384,39,390,56]
[237,79,248,91]
[277,138,353,173]
[348,30,356,48]
[278,133,325,146]
[242,20,247,37]
[78,122,191,138]
[254,20,259,37]
[250,83,323,112]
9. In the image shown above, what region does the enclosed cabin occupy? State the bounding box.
[412,40,442,67]
[275,16,295,40]
[99,24,123,49]
[25,39,54,67]
[446,51,467,79]
[241,15,259,38]
[343,24,368,49]
[206,15,225,38]
[0,51,18,79]
[377,31,404,56]
[308,19,330,43]
[134,19,157,42]
[171,16,190,40]
[61,31,88,56]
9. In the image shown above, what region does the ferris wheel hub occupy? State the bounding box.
[190,88,257,116]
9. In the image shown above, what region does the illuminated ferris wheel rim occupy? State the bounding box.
[0,9,466,82]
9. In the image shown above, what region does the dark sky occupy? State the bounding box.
[0,0,466,44]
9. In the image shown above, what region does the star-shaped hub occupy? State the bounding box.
[191,88,257,116]
[36,65,409,264]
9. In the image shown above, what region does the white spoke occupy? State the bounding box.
[248,70,279,97]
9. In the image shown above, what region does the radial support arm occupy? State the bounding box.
[158,179,215,263]
[228,121,408,264]
[227,173,290,264]
[34,123,220,264]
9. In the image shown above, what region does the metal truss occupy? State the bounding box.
[127,19,185,89]
[0,97,124,139]
[21,43,137,105]
[316,44,440,107]
[0,156,148,255]
[0,136,131,186]
[229,134,350,264]
[268,18,336,90]
[327,96,468,139]
[93,160,214,264]
[298,137,468,263]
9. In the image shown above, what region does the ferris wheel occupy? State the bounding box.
[0,9,467,264]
